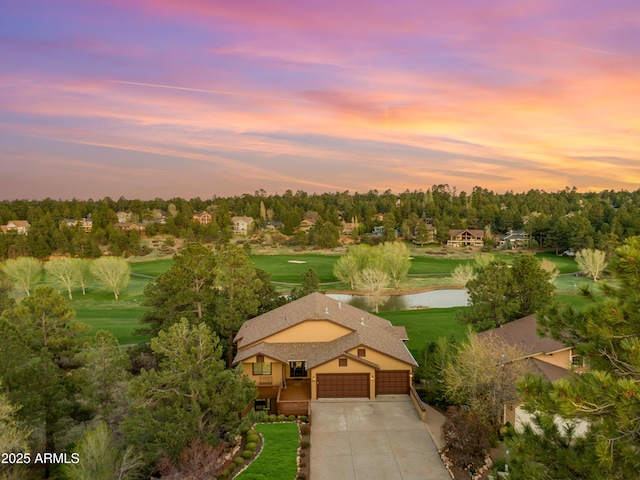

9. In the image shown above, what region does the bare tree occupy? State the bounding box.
[451,263,475,286]
[354,268,390,313]
[44,257,82,300]
[90,257,130,300]
[575,248,607,281]
[1,257,41,297]
[540,257,560,283]
[444,332,530,428]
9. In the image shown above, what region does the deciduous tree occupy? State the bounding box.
[90,257,131,300]
[574,248,607,281]
[444,333,529,428]
[44,257,82,300]
[1,257,41,297]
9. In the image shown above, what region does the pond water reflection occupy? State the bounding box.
[327,289,469,312]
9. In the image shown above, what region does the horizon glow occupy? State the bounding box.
[1,0,639,200]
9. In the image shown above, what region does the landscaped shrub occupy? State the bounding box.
[240,426,250,435]
[299,415,308,423]
[234,457,245,468]
[300,440,310,450]
[300,424,310,436]
[246,434,259,444]
[287,415,296,421]
[277,414,286,422]
[268,414,277,422]
[241,450,253,460]
[245,442,257,452]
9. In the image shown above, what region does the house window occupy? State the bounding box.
[253,362,272,375]
[571,355,585,368]
[289,361,307,377]
[339,358,348,367]
[357,348,366,357]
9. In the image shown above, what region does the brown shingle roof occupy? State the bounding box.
[233,293,417,367]
[477,314,566,357]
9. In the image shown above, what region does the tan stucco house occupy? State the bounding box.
[233,292,417,416]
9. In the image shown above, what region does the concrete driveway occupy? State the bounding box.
[310,397,450,480]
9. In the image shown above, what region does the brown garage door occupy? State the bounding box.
[376,370,410,395]
[317,373,369,398]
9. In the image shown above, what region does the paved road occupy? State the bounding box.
[310,397,450,480]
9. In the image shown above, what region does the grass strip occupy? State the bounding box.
[236,423,299,480]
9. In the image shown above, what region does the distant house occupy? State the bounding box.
[232,216,254,235]
[497,229,530,249]
[265,221,284,230]
[62,216,93,233]
[298,219,315,232]
[113,222,146,235]
[477,315,587,429]
[233,293,417,416]
[447,229,484,247]
[192,211,212,226]
[412,219,437,245]
[116,211,131,224]
[0,220,30,235]
[341,218,359,236]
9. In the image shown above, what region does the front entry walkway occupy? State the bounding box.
[310,397,450,480]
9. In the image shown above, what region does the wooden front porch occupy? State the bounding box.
[277,378,311,417]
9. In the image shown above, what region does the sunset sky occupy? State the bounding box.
[2,0,639,200]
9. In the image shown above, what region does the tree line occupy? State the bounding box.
[2,186,640,259]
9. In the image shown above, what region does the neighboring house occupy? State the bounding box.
[62,216,93,232]
[446,229,484,247]
[372,225,384,237]
[412,220,437,245]
[477,315,586,427]
[113,222,146,235]
[192,211,212,225]
[298,219,315,232]
[341,218,359,236]
[233,292,418,416]
[265,220,284,230]
[231,216,254,235]
[116,211,131,224]
[497,229,530,249]
[0,220,30,235]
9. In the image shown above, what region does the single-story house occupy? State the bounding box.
[447,229,484,247]
[233,292,418,416]
[232,216,254,235]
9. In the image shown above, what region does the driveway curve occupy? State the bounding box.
[310,397,450,480]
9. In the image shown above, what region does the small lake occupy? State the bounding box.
[327,289,469,312]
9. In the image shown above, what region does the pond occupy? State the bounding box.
[327,289,469,312]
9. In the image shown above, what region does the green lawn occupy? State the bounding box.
[250,254,339,283]
[408,257,473,275]
[378,307,469,356]
[535,252,579,274]
[129,258,173,277]
[235,423,299,480]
